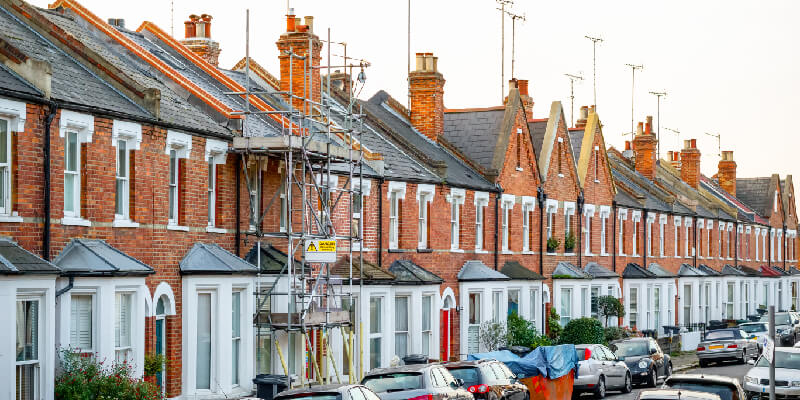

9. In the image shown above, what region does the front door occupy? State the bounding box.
[440,309,450,362]
[155,317,165,393]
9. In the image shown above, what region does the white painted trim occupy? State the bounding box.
[111,120,142,150]
[61,217,91,227]
[165,130,192,158]
[474,191,489,205]
[564,201,576,215]
[152,282,177,316]
[546,198,559,212]
[351,178,373,195]
[112,219,139,228]
[450,187,466,199]
[204,138,228,164]
[387,181,407,199]
[522,196,536,207]
[659,213,668,224]
[59,110,94,142]
[0,97,26,131]
[673,216,682,226]
[167,224,189,231]
[441,287,456,309]
[501,193,516,205]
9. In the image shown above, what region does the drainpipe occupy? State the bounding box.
[43,102,57,261]
[55,276,74,298]
[537,187,546,276]
[643,209,648,269]
[577,194,584,269]
[378,178,384,268]
[612,201,617,273]
[235,154,241,256]
[494,186,501,270]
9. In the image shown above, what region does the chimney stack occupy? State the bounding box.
[680,139,701,189]
[277,8,322,115]
[718,150,737,195]
[409,52,445,142]
[180,13,221,67]
[633,116,657,180]
[575,106,589,129]
[518,79,534,117]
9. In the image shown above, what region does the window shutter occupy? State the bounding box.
[71,296,92,350]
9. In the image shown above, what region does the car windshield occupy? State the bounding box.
[447,367,480,386]
[756,351,800,369]
[705,330,738,341]
[576,348,586,360]
[362,373,423,393]
[740,324,767,333]
[612,341,648,357]
[663,382,733,400]
[760,313,791,325]
[277,395,339,400]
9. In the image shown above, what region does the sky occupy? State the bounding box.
[33,0,800,183]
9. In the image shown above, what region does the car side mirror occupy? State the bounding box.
[650,348,657,355]
[454,378,464,387]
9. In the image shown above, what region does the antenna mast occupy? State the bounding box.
[625,63,643,142]
[565,73,584,127]
[649,90,667,160]
[496,0,513,102]
[664,127,681,153]
[506,10,526,79]
[585,35,603,111]
[704,131,722,162]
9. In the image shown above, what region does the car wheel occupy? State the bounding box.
[665,362,672,377]
[622,372,632,393]
[594,376,606,399]
[738,350,746,364]
[648,368,657,387]
[699,359,709,368]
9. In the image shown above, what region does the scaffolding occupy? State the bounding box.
[225,10,370,389]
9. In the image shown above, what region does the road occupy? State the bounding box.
[574,360,753,400]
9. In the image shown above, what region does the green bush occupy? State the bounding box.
[564,232,576,252]
[547,237,560,252]
[547,308,563,340]
[597,295,625,327]
[506,312,551,349]
[144,353,166,377]
[559,318,604,345]
[603,326,636,344]
[55,349,162,400]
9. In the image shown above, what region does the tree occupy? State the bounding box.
[597,295,625,327]
[560,318,604,345]
[506,312,551,349]
[479,321,507,352]
[547,307,563,340]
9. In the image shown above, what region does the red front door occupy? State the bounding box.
[440,309,450,361]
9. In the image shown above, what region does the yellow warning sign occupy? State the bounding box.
[307,242,318,252]
[317,240,336,252]
[304,239,337,263]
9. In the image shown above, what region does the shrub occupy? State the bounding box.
[55,349,162,400]
[564,232,576,252]
[597,295,625,327]
[506,312,551,350]
[546,307,563,340]
[144,353,166,377]
[603,326,636,344]
[559,318,604,345]
[479,321,507,352]
[546,237,560,252]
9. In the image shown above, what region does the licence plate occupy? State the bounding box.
[709,344,723,350]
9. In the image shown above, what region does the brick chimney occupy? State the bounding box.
[277,9,322,114]
[180,14,221,67]
[575,106,589,129]
[409,52,445,141]
[667,151,681,170]
[518,79,533,118]
[718,150,737,195]
[633,116,657,180]
[680,139,701,189]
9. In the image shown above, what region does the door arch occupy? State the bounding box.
[440,287,456,362]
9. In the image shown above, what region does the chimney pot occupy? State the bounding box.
[432,56,438,73]
[286,13,296,31]
[636,122,644,136]
[518,80,529,96]
[645,116,653,134]
[304,16,314,33]
[189,14,200,21]
[625,141,632,151]
[424,53,434,72]
[683,139,692,149]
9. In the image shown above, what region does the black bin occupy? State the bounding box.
[403,354,428,365]
[253,374,289,400]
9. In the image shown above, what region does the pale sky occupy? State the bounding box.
[34,0,800,185]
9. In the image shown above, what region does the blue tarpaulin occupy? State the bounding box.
[468,345,579,379]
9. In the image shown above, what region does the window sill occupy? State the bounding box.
[62,217,91,227]
[522,250,534,255]
[516,167,523,171]
[558,174,565,178]
[546,252,558,256]
[450,248,464,253]
[565,252,576,256]
[0,214,22,223]
[475,249,488,254]
[585,252,595,257]
[206,226,226,234]
[600,253,609,257]
[167,224,189,232]
[113,219,139,228]
[594,179,601,183]
[417,248,433,253]
[388,248,402,253]
[502,250,513,254]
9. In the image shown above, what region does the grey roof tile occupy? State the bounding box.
[442,108,505,172]
[584,262,618,278]
[622,263,656,279]
[697,264,721,276]
[736,177,772,216]
[458,260,509,281]
[568,128,585,162]
[553,261,591,279]
[54,239,153,276]
[389,259,444,284]
[500,261,545,280]
[678,263,706,276]
[528,120,548,159]
[244,242,301,274]
[331,255,394,283]
[180,243,258,274]
[647,263,676,277]
[0,239,59,274]
[721,265,746,276]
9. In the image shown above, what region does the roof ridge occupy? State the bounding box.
[74,238,118,271]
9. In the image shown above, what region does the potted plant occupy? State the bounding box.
[757,305,768,315]
[564,232,576,253]
[144,352,166,378]
[546,237,560,253]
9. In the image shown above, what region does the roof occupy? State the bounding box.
[0,239,60,274]
[388,259,444,285]
[789,267,800,276]
[583,262,618,278]
[647,263,677,277]
[0,63,41,97]
[1,6,149,118]
[528,119,548,159]
[552,261,591,279]
[567,128,584,162]
[54,239,153,276]
[700,175,763,224]
[442,107,506,173]
[244,242,300,274]
[622,263,656,279]
[458,260,509,281]
[697,264,721,276]
[721,265,747,276]
[500,260,545,280]
[330,255,394,283]
[734,264,761,277]
[736,177,775,218]
[678,264,707,277]
[179,243,258,274]
[536,102,577,183]
[762,265,787,277]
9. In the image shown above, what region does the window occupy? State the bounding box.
[475,194,488,250]
[508,290,520,317]
[197,292,213,390]
[646,216,653,257]
[746,227,751,260]
[502,197,514,251]
[166,131,191,228]
[207,161,216,227]
[581,287,589,317]
[232,291,241,386]
[369,297,382,369]
[394,296,409,358]
[726,282,734,319]
[115,293,133,363]
[248,162,261,230]
[659,215,666,257]
[619,209,627,255]
[560,288,572,326]
[755,228,761,261]
[168,149,179,225]
[600,209,609,255]
[112,121,141,223]
[70,295,93,353]
[629,287,638,330]
[523,203,532,252]
[530,289,539,327]
[389,191,400,249]
[674,217,681,257]
[745,283,751,315]
[632,214,640,256]
[546,200,557,245]
[685,219,692,258]
[584,206,594,255]
[590,287,600,318]
[703,284,711,323]
[64,130,80,218]
[719,224,724,259]
[707,222,712,258]
[0,118,9,215]
[468,293,481,354]
[417,185,434,249]
[653,287,661,330]
[16,298,39,400]
[727,225,733,259]
[492,291,501,322]
[683,285,692,325]
[762,230,767,262]
[763,283,769,307]
[564,203,575,252]
[421,295,432,357]
[450,190,464,250]
[778,231,783,262]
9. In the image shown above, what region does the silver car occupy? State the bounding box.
[636,389,721,400]
[362,364,473,400]
[743,347,800,399]
[696,328,759,367]
[574,344,632,398]
[739,322,769,351]
[275,384,383,400]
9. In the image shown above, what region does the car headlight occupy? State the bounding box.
[744,376,759,384]
[638,360,649,369]
[792,381,800,387]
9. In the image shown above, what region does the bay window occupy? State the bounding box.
[394,296,409,358]
[629,287,638,329]
[114,293,133,363]
[196,292,213,390]
[70,294,93,354]
[422,295,433,357]
[492,291,502,323]
[232,291,241,386]
[726,282,735,319]
[508,289,520,317]
[560,288,572,326]
[369,297,382,369]
[683,284,692,325]
[16,298,39,400]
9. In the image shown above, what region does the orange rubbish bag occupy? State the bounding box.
[521,370,574,400]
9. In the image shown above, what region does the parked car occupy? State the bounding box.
[696,328,759,367]
[738,322,769,351]
[636,389,721,400]
[743,347,800,399]
[275,384,382,400]
[572,344,632,398]
[662,374,746,400]
[759,312,800,346]
[443,359,529,400]
[362,364,473,400]
[610,337,672,387]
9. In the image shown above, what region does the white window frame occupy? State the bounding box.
[584,204,596,255]
[467,292,481,354]
[350,179,371,250]
[755,227,761,261]
[771,229,776,262]
[60,111,93,225]
[522,196,536,253]
[631,211,641,257]
[745,226,752,261]
[564,202,576,254]
[706,220,713,258]
[618,208,628,256]
[387,181,406,250]
[673,216,681,258]
[559,287,572,326]
[762,228,768,262]
[0,117,11,217]
[727,223,735,260]
[600,206,611,256]
[195,290,216,391]
[369,296,384,370]
[115,292,134,364]
[684,217,692,258]
[449,188,465,250]
[165,131,192,229]
[16,294,42,400]
[394,296,410,359]
[112,120,142,226]
[697,219,705,259]
[475,192,489,251]
[629,286,639,329]
[0,98,26,219]
[231,290,242,386]
[417,184,435,249]
[659,214,667,257]
[502,194,515,252]
[421,295,434,357]
[204,139,227,230]
[247,160,263,231]
[70,292,96,354]
[546,199,558,243]
[646,213,655,257]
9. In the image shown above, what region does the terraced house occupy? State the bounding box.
[0,0,797,399]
